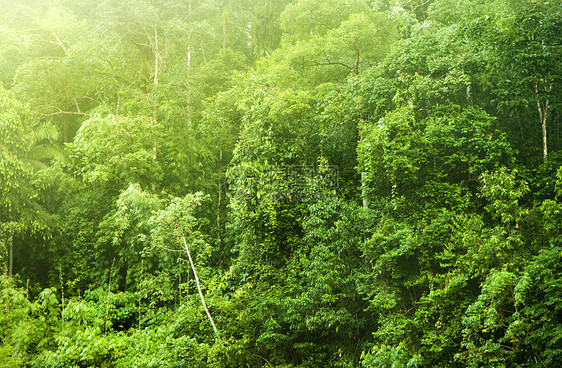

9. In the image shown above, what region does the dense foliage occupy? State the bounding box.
[1,0,561,366]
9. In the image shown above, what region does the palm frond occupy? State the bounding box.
[25,144,65,167]
[30,123,60,144]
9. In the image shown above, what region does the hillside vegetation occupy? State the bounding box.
[1,0,561,366]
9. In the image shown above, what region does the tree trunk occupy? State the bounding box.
[200,41,207,64]
[217,150,223,248]
[222,11,228,49]
[538,99,549,162]
[8,234,13,277]
[187,39,192,69]
[361,172,369,209]
[536,83,551,163]
[187,0,192,68]
[153,28,159,87]
[182,235,218,336]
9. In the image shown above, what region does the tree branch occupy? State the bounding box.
[41,106,90,118]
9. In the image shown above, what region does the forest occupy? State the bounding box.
[0,0,561,366]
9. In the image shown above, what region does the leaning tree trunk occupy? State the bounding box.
[181,235,218,336]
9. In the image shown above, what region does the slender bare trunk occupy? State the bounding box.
[200,41,207,64]
[361,172,369,209]
[153,28,159,87]
[222,11,228,49]
[181,235,218,336]
[187,0,192,68]
[536,83,552,162]
[60,265,65,330]
[104,259,115,336]
[8,235,13,277]
[354,50,360,74]
[217,154,222,243]
[139,258,143,329]
[1,233,5,276]
[538,99,549,162]
[187,39,192,69]
[116,93,121,116]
